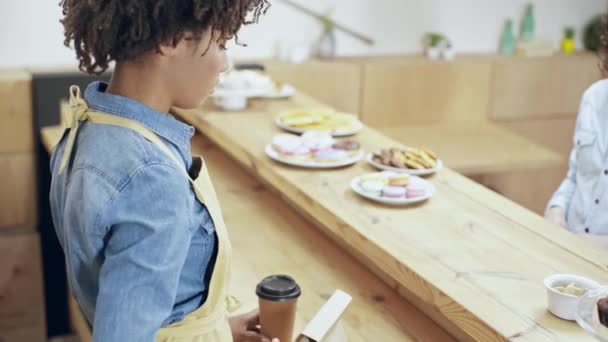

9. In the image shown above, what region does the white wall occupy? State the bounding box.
[1,0,606,68]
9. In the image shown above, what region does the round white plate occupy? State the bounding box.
[350,173,435,205]
[212,84,295,99]
[211,87,269,98]
[366,153,443,176]
[265,144,364,169]
[262,84,296,99]
[275,116,364,137]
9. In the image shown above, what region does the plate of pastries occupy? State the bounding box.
[276,107,363,137]
[265,131,363,168]
[350,171,435,205]
[367,147,442,176]
[213,70,295,99]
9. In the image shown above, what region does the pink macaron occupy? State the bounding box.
[406,185,427,198]
[382,186,406,198]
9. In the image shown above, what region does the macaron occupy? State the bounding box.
[272,134,305,155]
[359,180,386,196]
[283,145,311,156]
[332,140,360,151]
[406,185,427,198]
[302,131,335,151]
[382,186,407,198]
[314,149,348,162]
[388,174,410,187]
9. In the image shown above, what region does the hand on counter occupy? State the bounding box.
[229,309,279,342]
[545,206,568,229]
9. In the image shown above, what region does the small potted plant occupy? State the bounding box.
[441,40,456,61]
[561,27,575,54]
[423,33,444,61]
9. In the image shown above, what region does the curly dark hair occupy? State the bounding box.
[60,0,270,74]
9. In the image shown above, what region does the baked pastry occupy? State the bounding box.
[279,108,359,132]
[332,140,360,151]
[372,147,439,170]
[301,131,334,152]
[360,180,386,196]
[388,174,410,187]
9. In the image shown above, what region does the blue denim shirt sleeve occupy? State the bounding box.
[92,162,192,342]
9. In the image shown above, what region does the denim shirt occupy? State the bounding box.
[548,79,608,235]
[49,81,217,342]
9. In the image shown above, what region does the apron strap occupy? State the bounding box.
[58,86,206,201]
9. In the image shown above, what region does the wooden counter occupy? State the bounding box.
[173,94,608,342]
[378,123,562,175]
[41,126,453,342]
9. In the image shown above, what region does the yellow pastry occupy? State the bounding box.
[388,174,410,187]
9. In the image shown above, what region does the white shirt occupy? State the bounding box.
[548,79,608,235]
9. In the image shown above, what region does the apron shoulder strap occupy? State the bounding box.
[58,86,206,201]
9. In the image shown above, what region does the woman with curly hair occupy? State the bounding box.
[50,1,273,341]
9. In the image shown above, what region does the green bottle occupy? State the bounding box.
[500,20,516,55]
[520,4,535,40]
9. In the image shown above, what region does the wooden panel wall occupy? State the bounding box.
[0,70,34,153]
[490,53,600,121]
[0,69,45,341]
[0,232,47,342]
[0,154,37,229]
[0,70,38,230]
[360,58,493,126]
[263,59,362,114]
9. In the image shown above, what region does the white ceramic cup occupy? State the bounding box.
[544,274,601,321]
[214,96,247,111]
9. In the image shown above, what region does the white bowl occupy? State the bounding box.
[544,274,601,321]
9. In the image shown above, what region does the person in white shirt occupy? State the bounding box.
[546,79,608,248]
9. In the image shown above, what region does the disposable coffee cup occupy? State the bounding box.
[257,275,301,342]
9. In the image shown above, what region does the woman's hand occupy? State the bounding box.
[545,206,567,229]
[229,309,278,342]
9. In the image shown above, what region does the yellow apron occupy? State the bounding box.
[60,86,237,341]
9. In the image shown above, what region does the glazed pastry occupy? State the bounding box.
[382,186,406,198]
[332,140,360,151]
[360,180,386,196]
[388,174,410,187]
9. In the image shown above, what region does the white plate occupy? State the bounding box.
[366,153,443,176]
[261,84,296,99]
[212,84,295,99]
[275,116,364,137]
[350,173,436,205]
[265,144,364,169]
